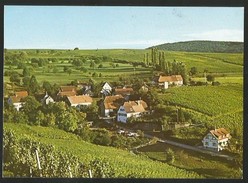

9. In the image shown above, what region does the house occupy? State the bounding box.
[202,128,231,151]
[101,95,125,117]
[8,96,25,111]
[57,86,76,98]
[67,95,93,107]
[41,93,55,105]
[8,90,29,111]
[157,75,183,89]
[113,87,134,100]
[117,100,148,123]
[100,82,112,96]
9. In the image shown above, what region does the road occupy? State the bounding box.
[143,133,235,160]
[103,119,235,160]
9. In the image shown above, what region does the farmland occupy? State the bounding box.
[3,123,202,178]
[4,49,243,86]
[138,142,242,178]
[3,48,243,178]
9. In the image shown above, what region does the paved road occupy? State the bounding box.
[104,119,235,160]
[143,133,235,160]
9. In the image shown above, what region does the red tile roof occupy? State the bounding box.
[210,128,231,140]
[114,88,134,95]
[15,91,28,97]
[104,95,124,109]
[60,86,76,92]
[9,96,23,103]
[123,100,148,113]
[57,91,76,97]
[158,75,183,83]
[67,95,93,105]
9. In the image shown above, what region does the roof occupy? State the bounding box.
[104,95,124,109]
[67,95,93,105]
[58,91,76,97]
[60,86,76,92]
[9,96,23,103]
[15,91,28,97]
[114,88,134,95]
[158,75,183,83]
[102,82,111,87]
[123,100,148,113]
[209,128,231,140]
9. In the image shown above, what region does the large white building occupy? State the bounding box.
[202,128,231,151]
[117,100,148,123]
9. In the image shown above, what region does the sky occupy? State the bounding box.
[4,6,244,49]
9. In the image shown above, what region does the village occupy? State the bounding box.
[6,73,232,154]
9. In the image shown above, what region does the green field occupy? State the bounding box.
[4,49,243,85]
[3,123,202,178]
[159,83,243,134]
[138,142,241,178]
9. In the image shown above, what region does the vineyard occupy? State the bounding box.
[159,84,243,134]
[159,84,243,116]
[3,123,202,178]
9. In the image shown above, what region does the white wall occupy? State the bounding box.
[13,102,24,111]
[117,106,127,123]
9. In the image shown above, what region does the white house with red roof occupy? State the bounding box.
[67,95,93,107]
[117,100,148,123]
[101,95,125,117]
[157,75,183,89]
[202,128,231,151]
[7,91,29,111]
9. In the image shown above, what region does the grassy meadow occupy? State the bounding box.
[4,49,243,85]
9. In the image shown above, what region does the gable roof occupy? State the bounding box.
[104,95,124,109]
[123,100,148,113]
[158,75,183,83]
[60,86,76,92]
[102,82,112,88]
[9,96,24,103]
[57,91,76,97]
[15,91,28,97]
[114,88,134,95]
[209,128,231,140]
[67,95,93,105]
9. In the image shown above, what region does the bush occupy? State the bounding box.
[212,81,220,86]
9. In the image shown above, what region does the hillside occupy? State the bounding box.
[3,123,201,178]
[147,41,243,53]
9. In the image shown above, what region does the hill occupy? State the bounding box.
[3,123,201,178]
[147,41,243,53]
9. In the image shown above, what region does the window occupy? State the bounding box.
[212,142,216,147]
[205,142,209,146]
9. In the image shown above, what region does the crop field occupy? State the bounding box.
[3,123,202,178]
[159,84,243,133]
[159,84,243,116]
